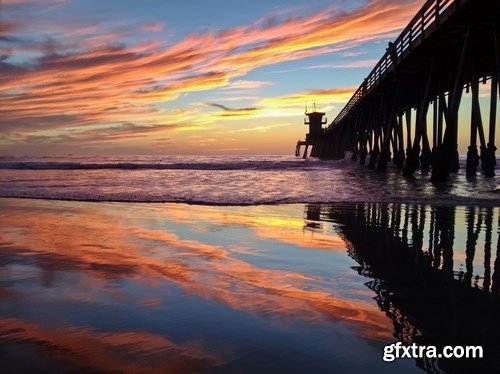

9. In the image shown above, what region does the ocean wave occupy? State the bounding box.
[0,160,343,171]
[1,155,497,207]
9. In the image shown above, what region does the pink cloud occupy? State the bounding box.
[0,0,420,149]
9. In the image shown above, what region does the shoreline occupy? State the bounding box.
[1,195,498,208]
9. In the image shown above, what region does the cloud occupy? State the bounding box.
[3,0,66,3]
[341,51,367,57]
[205,102,258,112]
[0,0,420,150]
[202,102,261,119]
[6,123,198,149]
[138,22,165,32]
[259,87,356,110]
[226,123,291,133]
[308,59,379,69]
[271,58,379,74]
[221,80,274,89]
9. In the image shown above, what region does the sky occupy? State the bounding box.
[0,0,488,156]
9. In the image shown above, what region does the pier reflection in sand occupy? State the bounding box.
[0,199,498,373]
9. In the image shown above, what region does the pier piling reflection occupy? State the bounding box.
[304,203,500,373]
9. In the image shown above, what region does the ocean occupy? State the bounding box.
[0,155,499,373]
[0,155,498,205]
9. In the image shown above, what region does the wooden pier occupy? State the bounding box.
[298,0,499,182]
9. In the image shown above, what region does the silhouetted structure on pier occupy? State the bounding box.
[295,105,327,158]
[298,0,499,182]
[303,203,500,373]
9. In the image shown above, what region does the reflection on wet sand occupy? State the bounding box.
[310,203,500,373]
[0,199,394,373]
[0,317,217,373]
[0,198,498,373]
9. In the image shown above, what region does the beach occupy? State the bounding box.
[0,197,498,373]
[3,0,500,371]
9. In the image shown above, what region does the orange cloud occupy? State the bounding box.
[259,87,356,110]
[0,0,420,151]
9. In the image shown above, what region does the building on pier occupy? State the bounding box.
[295,104,327,158]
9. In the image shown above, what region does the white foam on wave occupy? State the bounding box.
[0,155,498,206]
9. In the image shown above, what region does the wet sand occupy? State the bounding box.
[0,198,498,373]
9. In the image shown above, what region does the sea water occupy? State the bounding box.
[0,155,498,205]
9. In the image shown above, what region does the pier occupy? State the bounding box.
[297,0,499,182]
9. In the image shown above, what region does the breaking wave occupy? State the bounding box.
[0,159,347,171]
[0,155,498,206]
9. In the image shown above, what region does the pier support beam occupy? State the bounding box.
[431,28,470,182]
[378,83,400,171]
[395,114,405,169]
[404,63,433,176]
[484,24,499,176]
[360,106,373,165]
[466,65,485,177]
[360,146,367,165]
[368,145,379,168]
[369,98,385,168]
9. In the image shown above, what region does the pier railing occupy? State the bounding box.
[330,0,464,127]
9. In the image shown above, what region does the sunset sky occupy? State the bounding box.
[1,0,486,155]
